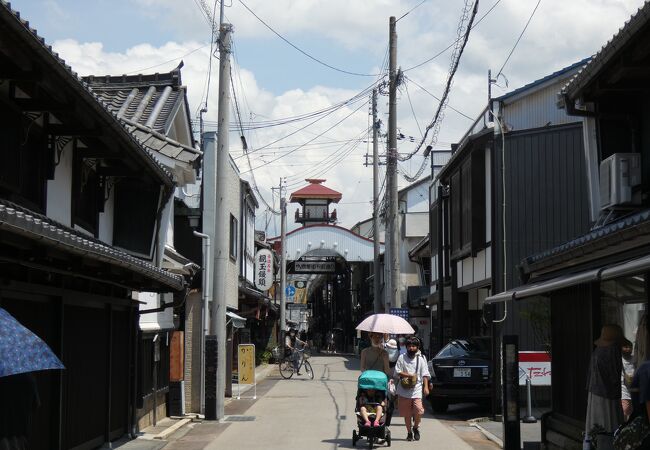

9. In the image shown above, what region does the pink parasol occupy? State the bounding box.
[355,313,415,335]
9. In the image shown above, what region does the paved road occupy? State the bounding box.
[163,354,497,450]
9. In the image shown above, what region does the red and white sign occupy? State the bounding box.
[519,351,551,386]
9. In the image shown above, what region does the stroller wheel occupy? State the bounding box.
[368,436,374,449]
[386,430,391,447]
[352,429,358,447]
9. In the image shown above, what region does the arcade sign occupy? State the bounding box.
[294,261,335,273]
[254,249,274,291]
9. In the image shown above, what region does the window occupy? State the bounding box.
[230,214,238,260]
[600,275,647,349]
[71,147,100,234]
[0,109,47,212]
[449,147,486,257]
[113,181,160,257]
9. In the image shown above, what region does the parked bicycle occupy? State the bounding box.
[279,347,313,380]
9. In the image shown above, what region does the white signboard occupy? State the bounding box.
[254,249,274,291]
[518,351,551,386]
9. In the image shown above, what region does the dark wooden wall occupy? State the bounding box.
[492,123,591,350]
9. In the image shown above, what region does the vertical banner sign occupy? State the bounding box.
[254,249,273,291]
[237,344,256,399]
[502,335,521,450]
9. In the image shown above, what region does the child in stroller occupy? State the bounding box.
[353,370,393,448]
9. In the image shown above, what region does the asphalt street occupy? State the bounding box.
[158,354,498,450]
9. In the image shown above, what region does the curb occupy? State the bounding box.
[469,421,504,448]
[153,418,191,440]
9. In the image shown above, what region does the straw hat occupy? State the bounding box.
[594,324,624,347]
[385,339,398,349]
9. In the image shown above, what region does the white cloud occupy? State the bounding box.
[48,0,648,231]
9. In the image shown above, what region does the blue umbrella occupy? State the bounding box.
[0,307,64,377]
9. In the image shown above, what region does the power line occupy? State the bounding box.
[237,0,381,77]
[125,44,210,75]
[496,0,542,78]
[404,76,474,121]
[400,0,479,165]
[240,100,368,175]
[404,0,501,72]
[396,0,428,22]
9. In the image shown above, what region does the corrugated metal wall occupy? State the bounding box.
[501,80,582,132]
[493,123,591,349]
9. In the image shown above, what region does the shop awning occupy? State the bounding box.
[485,253,650,304]
[226,311,247,329]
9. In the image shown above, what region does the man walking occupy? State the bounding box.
[394,336,430,441]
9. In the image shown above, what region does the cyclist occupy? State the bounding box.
[285,328,306,375]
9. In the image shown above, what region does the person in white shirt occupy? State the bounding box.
[394,336,430,441]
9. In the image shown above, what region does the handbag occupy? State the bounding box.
[399,355,420,389]
[613,415,650,450]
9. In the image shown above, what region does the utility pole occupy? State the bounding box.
[209,22,232,422]
[279,179,287,349]
[387,16,400,309]
[371,89,381,313]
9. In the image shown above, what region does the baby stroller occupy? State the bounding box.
[352,370,394,448]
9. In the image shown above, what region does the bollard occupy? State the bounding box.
[522,377,537,423]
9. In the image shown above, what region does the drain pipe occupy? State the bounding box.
[193,230,211,416]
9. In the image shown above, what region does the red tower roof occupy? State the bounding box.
[289,179,342,203]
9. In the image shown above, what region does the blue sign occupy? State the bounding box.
[390,307,409,320]
[285,285,296,297]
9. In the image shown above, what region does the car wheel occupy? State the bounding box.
[430,399,449,413]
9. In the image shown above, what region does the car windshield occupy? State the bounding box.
[435,338,490,358]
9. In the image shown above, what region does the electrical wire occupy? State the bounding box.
[396,0,428,22]
[238,0,381,77]
[496,0,542,78]
[404,81,423,138]
[240,100,368,175]
[404,0,501,72]
[399,0,478,173]
[125,44,210,75]
[404,76,474,121]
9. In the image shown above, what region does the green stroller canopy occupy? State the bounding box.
[358,370,388,391]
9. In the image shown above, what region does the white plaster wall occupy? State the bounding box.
[46,140,73,227]
[405,184,429,212]
[225,160,240,310]
[456,247,492,289]
[404,212,429,237]
[98,183,115,245]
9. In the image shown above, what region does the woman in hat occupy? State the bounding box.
[360,332,390,376]
[584,324,624,449]
[385,338,400,369]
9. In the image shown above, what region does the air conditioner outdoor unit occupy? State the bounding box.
[599,153,642,210]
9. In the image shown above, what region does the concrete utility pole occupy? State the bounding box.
[372,89,382,313]
[279,181,287,347]
[387,16,400,309]
[210,22,233,421]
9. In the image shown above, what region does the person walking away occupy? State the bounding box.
[395,336,430,441]
[584,324,624,450]
[360,332,391,376]
[285,328,306,375]
[622,338,636,422]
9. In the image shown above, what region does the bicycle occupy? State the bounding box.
[279,347,314,380]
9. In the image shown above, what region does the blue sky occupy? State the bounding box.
[9,0,648,229]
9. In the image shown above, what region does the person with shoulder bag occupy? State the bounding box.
[614,359,650,450]
[394,336,430,442]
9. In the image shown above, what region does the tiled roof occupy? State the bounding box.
[561,1,650,100]
[0,1,175,187]
[523,208,650,272]
[290,179,342,203]
[84,68,185,135]
[0,199,185,291]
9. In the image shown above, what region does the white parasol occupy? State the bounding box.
[355,313,415,335]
